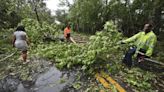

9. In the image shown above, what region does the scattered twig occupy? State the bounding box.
[0,50,17,62]
[70,37,76,44]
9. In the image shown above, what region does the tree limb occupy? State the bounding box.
[0,51,17,62]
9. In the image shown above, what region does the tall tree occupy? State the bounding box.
[68,0,104,33]
[0,0,55,29]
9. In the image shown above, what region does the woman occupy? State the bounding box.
[12,25,29,63]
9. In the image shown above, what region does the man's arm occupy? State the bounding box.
[64,28,67,38]
[122,32,141,43]
[145,36,157,57]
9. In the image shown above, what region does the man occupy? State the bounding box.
[63,25,76,43]
[64,25,71,41]
[120,23,157,67]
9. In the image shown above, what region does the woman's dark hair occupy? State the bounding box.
[16,25,25,31]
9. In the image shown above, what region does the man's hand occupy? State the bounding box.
[138,56,145,62]
[137,51,146,62]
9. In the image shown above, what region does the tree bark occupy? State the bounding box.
[32,0,42,28]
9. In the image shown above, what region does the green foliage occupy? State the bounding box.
[0,0,55,29]
[59,0,164,36]
[67,0,104,33]
[30,20,159,91]
[32,21,123,70]
[1,18,162,91]
[1,0,164,91]
[124,68,156,91]
[73,82,82,90]
[154,39,164,62]
[19,18,58,43]
[0,0,21,28]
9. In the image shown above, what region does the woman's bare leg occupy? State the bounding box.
[22,51,27,62]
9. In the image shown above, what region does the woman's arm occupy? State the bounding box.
[12,35,16,47]
[23,32,30,45]
[24,33,30,45]
[26,36,30,45]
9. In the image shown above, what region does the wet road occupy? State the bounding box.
[17,67,76,92]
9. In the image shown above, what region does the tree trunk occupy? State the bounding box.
[153,7,162,35]
[34,7,42,28]
[32,0,42,28]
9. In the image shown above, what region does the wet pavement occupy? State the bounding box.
[0,58,77,92]
[0,57,163,92]
[0,75,20,92]
[16,67,76,92]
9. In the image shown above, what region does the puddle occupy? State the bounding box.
[0,57,77,92]
[0,75,20,92]
[16,67,76,92]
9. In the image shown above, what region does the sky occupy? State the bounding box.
[44,0,73,15]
